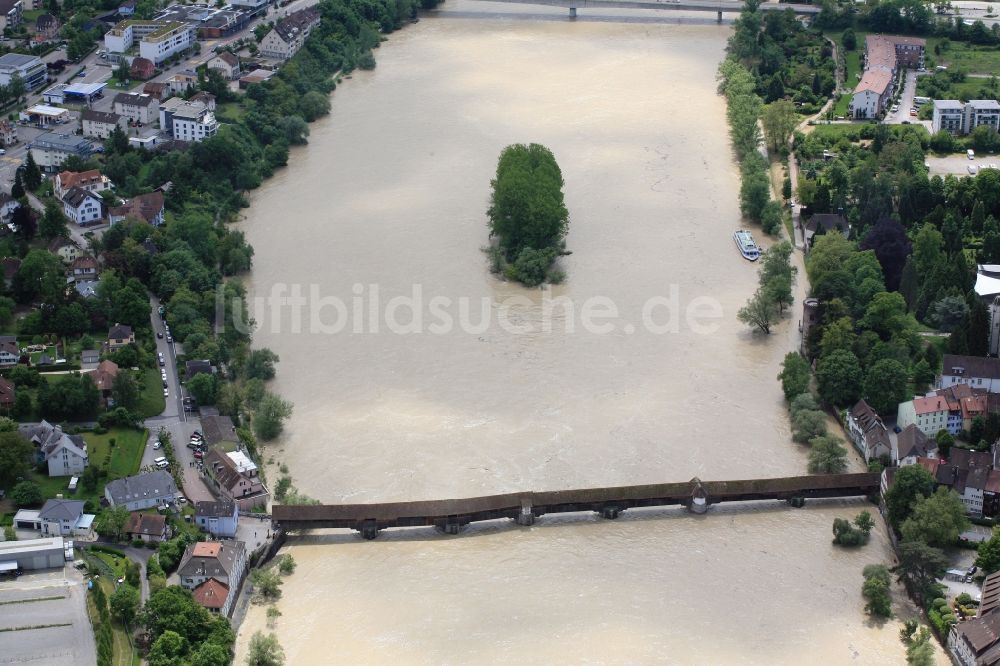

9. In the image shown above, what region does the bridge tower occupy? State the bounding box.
[517,498,535,526]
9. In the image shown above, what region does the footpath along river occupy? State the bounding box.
[235,1,932,662]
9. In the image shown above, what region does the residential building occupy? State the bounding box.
[203,449,268,510]
[53,169,111,200]
[21,421,88,477]
[35,13,59,39]
[108,323,135,349]
[0,338,17,366]
[29,132,93,170]
[895,424,938,466]
[91,359,118,402]
[259,7,320,61]
[164,70,197,95]
[0,53,46,90]
[47,236,80,264]
[80,349,100,367]
[949,571,1000,665]
[177,540,247,616]
[941,354,1000,393]
[142,80,168,100]
[192,578,229,614]
[81,109,127,140]
[849,35,925,120]
[0,537,67,571]
[104,19,194,65]
[109,191,164,226]
[62,187,104,225]
[158,97,218,142]
[201,414,238,446]
[846,399,891,461]
[13,499,94,537]
[0,119,17,146]
[803,213,849,249]
[112,92,159,125]
[207,51,239,80]
[933,99,1000,135]
[194,499,238,538]
[0,0,23,30]
[124,512,169,543]
[936,448,998,516]
[185,359,214,381]
[104,470,178,511]
[189,90,216,111]
[239,68,275,88]
[71,256,99,281]
[897,394,950,437]
[129,57,155,80]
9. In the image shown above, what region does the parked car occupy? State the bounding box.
[157,332,163,339]
[163,388,169,397]
[193,450,204,459]
[153,441,161,450]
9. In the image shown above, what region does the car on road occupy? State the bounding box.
[152,441,161,449]
[969,165,979,175]
[157,332,163,339]
[891,104,899,112]
[909,110,917,116]
[163,388,169,397]
[166,336,173,343]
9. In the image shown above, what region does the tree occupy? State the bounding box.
[106,124,129,155]
[976,529,1000,575]
[906,630,935,666]
[815,349,862,406]
[10,171,23,199]
[278,554,296,575]
[95,505,130,541]
[863,358,908,414]
[186,372,218,405]
[777,353,810,401]
[10,480,42,507]
[895,540,949,604]
[900,487,969,547]
[246,631,284,666]
[737,288,777,334]
[761,100,798,153]
[244,348,279,381]
[253,392,292,441]
[861,217,911,292]
[251,568,282,600]
[109,584,140,625]
[487,143,569,280]
[833,517,865,546]
[862,564,892,618]
[842,28,857,50]
[266,606,281,628]
[148,630,188,666]
[190,643,231,666]
[11,204,35,241]
[22,152,41,191]
[0,431,33,489]
[885,464,938,527]
[792,408,827,443]
[807,435,847,473]
[39,200,68,240]
[855,510,875,537]
[111,370,141,412]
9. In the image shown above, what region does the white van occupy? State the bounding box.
[969,149,976,160]
[154,456,169,469]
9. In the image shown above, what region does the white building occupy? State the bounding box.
[940,354,1000,393]
[104,19,195,65]
[62,187,104,226]
[0,0,23,31]
[29,132,93,171]
[81,109,127,140]
[14,500,94,538]
[896,394,950,437]
[112,92,159,125]
[259,7,320,61]
[845,399,891,462]
[933,99,1000,135]
[22,421,89,477]
[0,53,46,90]
[104,470,178,511]
[158,97,218,142]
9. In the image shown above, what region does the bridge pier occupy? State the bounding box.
[443,521,462,535]
[716,9,722,22]
[688,477,709,514]
[517,498,535,526]
[569,6,576,18]
[360,520,380,540]
[600,506,621,520]
[787,497,806,508]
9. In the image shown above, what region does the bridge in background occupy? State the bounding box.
[464,0,822,21]
[272,473,880,539]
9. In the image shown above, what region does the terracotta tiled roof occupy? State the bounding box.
[192,578,229,609]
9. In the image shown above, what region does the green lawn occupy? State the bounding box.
[22,9,44,21]
[136,369,165,419]
[929,37,1000,75]
[87,428,148,480]
[215,101,246,123]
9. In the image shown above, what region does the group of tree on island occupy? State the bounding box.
[486,143,570,287]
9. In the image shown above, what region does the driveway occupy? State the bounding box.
[87,540,154,601]
[0,569,96,665]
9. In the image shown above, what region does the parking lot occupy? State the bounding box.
[0,571,95,665]
[927,152,1000,177]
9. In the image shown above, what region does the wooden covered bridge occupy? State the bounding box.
[271,473,880,540]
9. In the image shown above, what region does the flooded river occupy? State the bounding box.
[235,2,919,662]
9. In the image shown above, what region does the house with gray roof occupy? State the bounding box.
[14,499,95,537]
[104,470,178,511]
[177,540,247,616]
[194,498,238,537]
[895,424,938,466]
[21,420,89,477]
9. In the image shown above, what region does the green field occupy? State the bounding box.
[215,102,245,123]
[929,37,1000,75]
[87,428,148,480]
[136,369,166,418]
